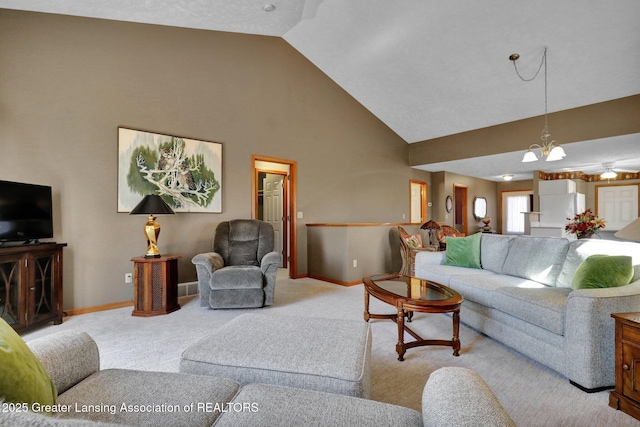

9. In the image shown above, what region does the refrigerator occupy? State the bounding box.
[539,193,585,227]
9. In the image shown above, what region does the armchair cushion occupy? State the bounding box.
[229,240,260,266]
[212,266,264,289]
[214,220,275,266]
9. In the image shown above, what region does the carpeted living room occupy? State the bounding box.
[12,269,640,426]
[1,1,640,426]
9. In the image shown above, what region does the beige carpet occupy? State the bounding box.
[23,270,639,426]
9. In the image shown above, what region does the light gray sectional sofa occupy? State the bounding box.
[414,234,640,391]
[3,330,516,426]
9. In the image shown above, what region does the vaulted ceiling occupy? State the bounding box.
[2,0,639,181]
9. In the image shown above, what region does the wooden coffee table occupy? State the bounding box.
[363,273,463,361]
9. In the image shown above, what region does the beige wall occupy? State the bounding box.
[409,95,640,166]
[0,10,431,309]
[429,172,498,233]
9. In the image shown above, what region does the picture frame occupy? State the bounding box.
[118,127,222,213]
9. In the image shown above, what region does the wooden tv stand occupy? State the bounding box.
[0,243,66,332]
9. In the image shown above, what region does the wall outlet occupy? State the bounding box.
[353,259,358,268]
[125,273,133,283]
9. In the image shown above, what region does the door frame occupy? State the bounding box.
[453,183,468,235]
[251,155,298,279]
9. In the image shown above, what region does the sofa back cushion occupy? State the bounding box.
[502,236,570,286]
[556,239,640,288]
[480,234,515,274]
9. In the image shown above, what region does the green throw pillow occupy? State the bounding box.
[444,232,482,269]
[571,254,634,290]
[0,318,57,407]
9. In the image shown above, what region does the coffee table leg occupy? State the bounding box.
[363,288,370,322]
[396,303,406,361]
[452,309,461,356]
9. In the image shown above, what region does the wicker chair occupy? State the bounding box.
[435,225,465,250]
[398,226,438,276]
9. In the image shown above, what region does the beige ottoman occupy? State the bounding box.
[179,313,372,398]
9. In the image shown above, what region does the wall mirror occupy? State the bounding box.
[473,196,487,220]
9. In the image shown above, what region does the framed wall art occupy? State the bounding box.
[118,127,222,213]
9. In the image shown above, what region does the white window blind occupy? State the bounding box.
[505,195,529,234]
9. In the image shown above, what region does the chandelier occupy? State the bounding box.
[510,48,566,162]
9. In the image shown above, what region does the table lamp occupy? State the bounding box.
[615,217,640,242]
[129,195,175,258]
[420,219,441,246]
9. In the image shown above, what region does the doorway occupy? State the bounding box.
[252,155,298,279]
[258,171,287,268]
[454,184,468,234]
[410,180,427,223]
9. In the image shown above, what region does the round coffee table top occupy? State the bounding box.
[363,273,463,312]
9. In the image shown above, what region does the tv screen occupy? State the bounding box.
[0,180,53,242]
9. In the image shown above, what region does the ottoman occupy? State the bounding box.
[179,313,372,398]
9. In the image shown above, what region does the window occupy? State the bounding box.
[502,191,531,234]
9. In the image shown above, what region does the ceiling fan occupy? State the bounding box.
[600,162,639,180]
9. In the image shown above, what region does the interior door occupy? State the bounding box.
[262,173,286,268]
[454,184,468,234]
[597,184,639,230]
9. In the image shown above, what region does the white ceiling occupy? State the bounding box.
[2,0,639,181]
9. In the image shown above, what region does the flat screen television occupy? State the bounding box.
[0,180,53,243]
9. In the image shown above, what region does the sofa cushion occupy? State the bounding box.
[444,233,482,269]
[0,318,57,407]
[211,266,263,289]
[213,383,423,427]
[571,255,634,290]
[557,239,640,288]
[492,287,571,335]
[448,273,546,308]
[415,264,495,287]
[0,409,121,426]
[56,369,240,427]
[480,234,515,274]
[502,236,570,286]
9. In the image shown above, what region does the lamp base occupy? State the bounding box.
[143,215,162,258]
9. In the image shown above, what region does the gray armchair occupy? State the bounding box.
[192,219,280,309]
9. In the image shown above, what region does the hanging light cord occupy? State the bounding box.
[511,47,547,83]
[511,47,552,142]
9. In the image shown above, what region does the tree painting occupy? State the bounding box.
[118,128,222,212]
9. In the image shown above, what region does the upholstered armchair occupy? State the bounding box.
[192,219,280,309]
